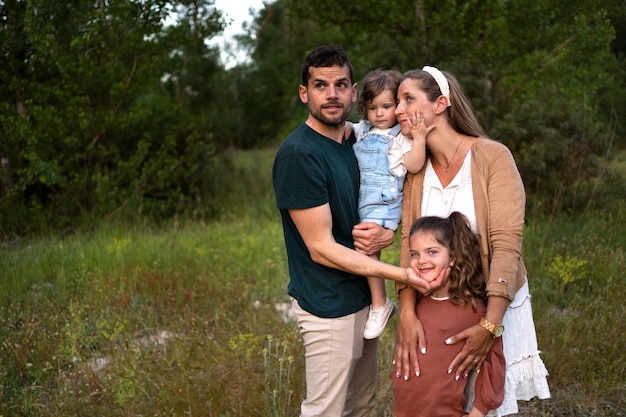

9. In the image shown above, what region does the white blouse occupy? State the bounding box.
[421,151,477,233]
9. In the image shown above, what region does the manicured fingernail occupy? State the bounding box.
[477,369,481,374]
[445,338,452,345]
[447,369,452,374]
[455,375,460,381]
[421,347,426,354]
[404,375,409,381]
[415,371,420,377]
[392,360,395,365]
[396,372,401,378]
[463,374,468,379]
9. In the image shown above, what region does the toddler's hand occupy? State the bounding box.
[407,111,434,140]
[343,121,354,140]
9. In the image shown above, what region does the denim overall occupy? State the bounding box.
[353,123,404,231]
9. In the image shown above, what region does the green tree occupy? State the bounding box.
[0,0,226,234]
[1,0,624,234]
[241,0,624,214]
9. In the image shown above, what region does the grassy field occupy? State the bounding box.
[1,148,625,416]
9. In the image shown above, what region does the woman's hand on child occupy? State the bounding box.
[393,305,426,381]
[444,323,495,380]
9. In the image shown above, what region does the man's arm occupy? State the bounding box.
[289,204,427,286]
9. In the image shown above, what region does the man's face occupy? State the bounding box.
[299,65,357,127]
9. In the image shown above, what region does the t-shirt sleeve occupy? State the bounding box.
[274,150,328,210]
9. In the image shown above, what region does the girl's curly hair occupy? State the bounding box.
[409,212,485,311]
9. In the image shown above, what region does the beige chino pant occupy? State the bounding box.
[291,298,379,417]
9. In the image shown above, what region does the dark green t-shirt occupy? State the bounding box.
[272,123,371,318]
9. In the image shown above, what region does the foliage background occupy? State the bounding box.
[1,0,625,236]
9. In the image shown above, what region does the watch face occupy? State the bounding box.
[495,326,504,337]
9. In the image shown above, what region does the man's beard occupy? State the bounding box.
[308,102,352,127]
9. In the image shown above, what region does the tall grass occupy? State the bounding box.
[1,148,624,416]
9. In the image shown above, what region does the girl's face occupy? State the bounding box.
[409,230,453,298]
[395,78,436,137]
[366,89,397,129]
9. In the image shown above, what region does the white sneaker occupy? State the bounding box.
[363,298,397,339]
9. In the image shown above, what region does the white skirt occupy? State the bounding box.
[468,280,551,416]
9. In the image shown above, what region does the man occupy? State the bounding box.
[272,45,427,417]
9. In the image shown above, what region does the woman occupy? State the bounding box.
[392,66,550,416]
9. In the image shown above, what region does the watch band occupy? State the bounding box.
[479,317,504,338]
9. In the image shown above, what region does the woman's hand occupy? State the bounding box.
[393,265,453,380]
[445,324,495,380]
[393,293,426,381]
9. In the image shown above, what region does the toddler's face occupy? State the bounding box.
[366,89,397,130]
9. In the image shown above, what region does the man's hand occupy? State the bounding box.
[404,267,431,295]
[352,222,395,255]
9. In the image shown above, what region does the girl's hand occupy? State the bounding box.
[445,324,495,380]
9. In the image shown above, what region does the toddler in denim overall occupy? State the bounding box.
[354,123,404,232]
[350,69,426,339]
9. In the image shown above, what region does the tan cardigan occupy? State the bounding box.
[397,138,527,301]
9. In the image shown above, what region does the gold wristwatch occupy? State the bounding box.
[479,317,504,338]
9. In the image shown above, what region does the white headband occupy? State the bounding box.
[422,66,451,107]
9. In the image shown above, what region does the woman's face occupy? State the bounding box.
[395,78,435,137]
[409,230,452,298]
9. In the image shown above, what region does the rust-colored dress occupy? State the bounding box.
[392,296,505,416]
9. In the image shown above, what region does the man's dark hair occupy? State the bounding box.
[301,45,354,86]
